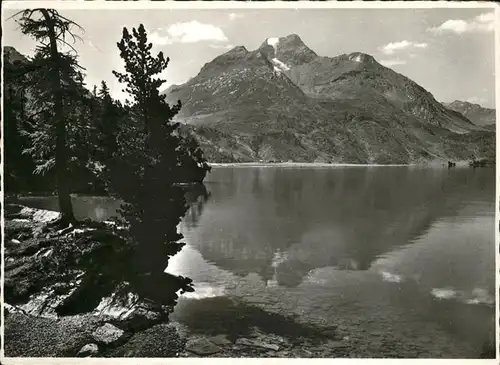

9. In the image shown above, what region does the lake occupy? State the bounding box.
[17,166,496,358]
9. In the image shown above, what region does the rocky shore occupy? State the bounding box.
[3,204,185,357]
[4,308,354,358]
[3,204,350,358]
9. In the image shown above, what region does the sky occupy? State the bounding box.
[3,6,497,107]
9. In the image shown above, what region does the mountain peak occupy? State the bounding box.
[284,33,302,41]
[226,45,248,55]
[443,100,495,127]
[196,45,249,77]
[259,34,317,67]
[279,34,306,46]
[447,100,481,108]
[347,52,377,65]
[261,34,310,52]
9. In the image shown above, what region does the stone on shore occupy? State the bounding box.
[209,334,232,346]
[186,337,222,355]
[77,343,99,357]
[21,207,61,223]
[119,306,163,332]
[92,323,125,345]
[235,337,280,351]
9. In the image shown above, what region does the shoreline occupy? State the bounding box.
[4,161,491,200]
[208,161,475,168]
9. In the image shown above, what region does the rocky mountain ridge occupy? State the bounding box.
[443,100,495,129]
[163,34,494,164]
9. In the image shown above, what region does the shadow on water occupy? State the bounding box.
[171,296,326,343]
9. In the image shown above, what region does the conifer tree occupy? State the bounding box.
[13,8,85,224]
[95,80,120,163]
[107,24,212,312]
[3,54,36,191]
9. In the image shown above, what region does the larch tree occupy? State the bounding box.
[13,8,85,225]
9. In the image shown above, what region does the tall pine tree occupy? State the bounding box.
[13,8,85,224]
[105,24,210,313]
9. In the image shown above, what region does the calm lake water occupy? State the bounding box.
[18,166,496,357]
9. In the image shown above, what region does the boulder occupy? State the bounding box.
[208,334,232,346]
[4,303,28,315]
[185,337,221,355]
[92,323,125,345]
[29,208,61,223]
[77,343,99,357]
[235,337,280,351]
[119,306,163,332]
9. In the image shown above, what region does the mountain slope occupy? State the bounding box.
[163,34,494,164]
[4,46,27,63]
[443,100,496,128]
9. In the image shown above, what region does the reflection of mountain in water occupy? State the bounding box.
[186,167,494,288]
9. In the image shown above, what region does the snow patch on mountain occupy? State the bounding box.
[271,58,290,72]
[267,37,280,53]
[348,54,363,63]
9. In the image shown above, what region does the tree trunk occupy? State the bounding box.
[41,9,75,225]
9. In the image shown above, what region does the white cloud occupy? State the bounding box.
[149,31,172,46]
[428,12,495,34]
[380,40,428,55]
[380,58,407,67]
[149,21,228,45]
[228,13,244,21]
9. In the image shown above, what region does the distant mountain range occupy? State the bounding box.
[5,41,495,164]
[163,34,494,163]
[442,100,495,130]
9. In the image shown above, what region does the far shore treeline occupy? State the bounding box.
[4,9,211,317]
